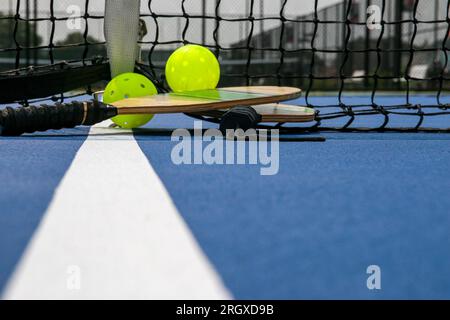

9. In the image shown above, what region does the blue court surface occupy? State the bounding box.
[1,95,450,299]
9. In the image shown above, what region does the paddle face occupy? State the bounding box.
[111,86,302,115]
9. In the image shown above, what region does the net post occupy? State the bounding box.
[341,0,347,65]
[364,0,371,88]
[25,0,30,67]
[394,0,404,89]
[202,0,206,45]
[33,0,38,66]
[214,0,221,56]
[260,0,264,59]
[434,1,438,46]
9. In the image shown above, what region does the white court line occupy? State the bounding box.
[4,124,231,300]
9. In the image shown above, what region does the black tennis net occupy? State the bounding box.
[0,0,449,131]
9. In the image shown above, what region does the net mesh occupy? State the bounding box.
[0,0,449,131]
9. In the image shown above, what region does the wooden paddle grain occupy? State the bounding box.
[112,86,302,115]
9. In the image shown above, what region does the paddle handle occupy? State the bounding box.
[0,101,117,136]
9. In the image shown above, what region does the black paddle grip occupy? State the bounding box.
[0,100,117,136]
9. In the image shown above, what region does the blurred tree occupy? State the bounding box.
[0,12,43,49]
[56,32,98,46]
[55,32,106,59]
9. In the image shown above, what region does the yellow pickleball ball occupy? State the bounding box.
[165,44,221,92]
[103,73,157,129]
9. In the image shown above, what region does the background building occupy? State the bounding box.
[0,0,448,90]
